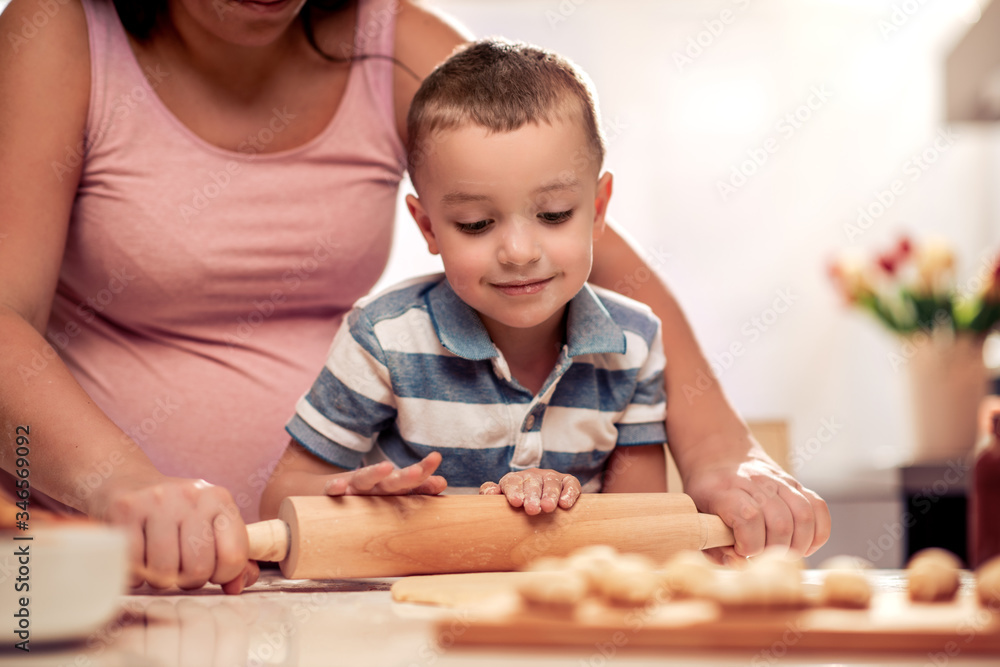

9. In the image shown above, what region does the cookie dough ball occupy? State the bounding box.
[563,545,620,591]
[819,556,872,609]
[518,570,589,607]
[907,548,961,603]
[660,550,718,599]
[975,555,1000,607]
[592,553,661,605]
[729,547,805,607]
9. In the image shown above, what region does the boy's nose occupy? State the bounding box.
[497,221,541,266]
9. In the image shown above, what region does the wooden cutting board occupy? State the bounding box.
[392,573,1000,654]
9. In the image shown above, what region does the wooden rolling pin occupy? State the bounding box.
[247,493,734,579]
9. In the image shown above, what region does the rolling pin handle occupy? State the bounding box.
[697,513,735,550]
[247,518,291,563]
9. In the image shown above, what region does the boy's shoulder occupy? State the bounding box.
[585,283,662,343]
[350,272,446,326]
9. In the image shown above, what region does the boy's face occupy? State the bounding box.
[406,119,612,336]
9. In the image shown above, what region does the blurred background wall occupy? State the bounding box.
[379,0,1000,481]
[374,0,1000,564]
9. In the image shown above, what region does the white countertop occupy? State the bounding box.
[4,569,999,667]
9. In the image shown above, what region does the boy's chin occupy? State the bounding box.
[483,308,565,332]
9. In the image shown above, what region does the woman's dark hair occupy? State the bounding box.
[111,0,417,79]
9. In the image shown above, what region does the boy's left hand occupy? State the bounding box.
[479,469,581,515]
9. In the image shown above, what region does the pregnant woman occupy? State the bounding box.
[0,0,828,593]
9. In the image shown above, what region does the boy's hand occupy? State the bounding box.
[93,475,258,595]
[324,452,447,496]
[479,469,581,515]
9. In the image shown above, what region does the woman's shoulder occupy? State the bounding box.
[391,0,472,142]
[394,0,471,63]
[1,0,90,98]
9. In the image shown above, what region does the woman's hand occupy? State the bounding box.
[323,452,447,496]
[93,476,257,595]
[479,469,582,515]
[682,453,831,565]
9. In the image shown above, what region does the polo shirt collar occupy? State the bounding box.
[426,278,627,361]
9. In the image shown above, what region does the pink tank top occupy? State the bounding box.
[45,0,405,522]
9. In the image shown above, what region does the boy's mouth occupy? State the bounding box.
[232,0,293,11]
[490,277,553,296]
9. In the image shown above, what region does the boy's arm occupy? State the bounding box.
[260,308,446,520]
[260,441,445,520]
[589,221,830,560]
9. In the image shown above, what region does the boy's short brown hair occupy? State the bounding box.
[406,38,606,186]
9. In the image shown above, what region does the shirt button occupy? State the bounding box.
[525,414,536,430]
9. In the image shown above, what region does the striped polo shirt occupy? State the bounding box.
[286,274,667,491]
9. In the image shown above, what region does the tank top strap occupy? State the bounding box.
[353,0,406,164]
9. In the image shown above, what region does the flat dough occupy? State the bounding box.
[391,572,550,607]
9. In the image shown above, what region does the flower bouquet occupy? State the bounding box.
[828,235,1000,336]
[828,235,1000,463]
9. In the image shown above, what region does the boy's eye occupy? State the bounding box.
[539,210,573,224]
[456,219,492,234]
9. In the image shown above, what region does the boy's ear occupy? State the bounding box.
[592,171,614,240]
[406,194,440,255]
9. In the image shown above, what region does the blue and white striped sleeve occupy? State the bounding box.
[285,308,397,469]
[615,319,668,446]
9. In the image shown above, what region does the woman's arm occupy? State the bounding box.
[589,220,831,561]
[392,0,472,142]
[0,0,254,593]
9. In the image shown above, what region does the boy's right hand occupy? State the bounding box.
[323,452,447,496]
[91,475,257,595]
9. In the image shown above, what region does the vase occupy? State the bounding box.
[905,332,989,464]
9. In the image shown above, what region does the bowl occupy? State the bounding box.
[0,524,129,644]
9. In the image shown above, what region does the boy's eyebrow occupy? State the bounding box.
[441,178,582,205]
[441,191,492,205]
[533,177,581,194]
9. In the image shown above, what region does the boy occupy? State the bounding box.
[261,38,669,519]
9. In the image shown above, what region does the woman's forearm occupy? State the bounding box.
[589,222,767,480]
[0,305,163,514]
